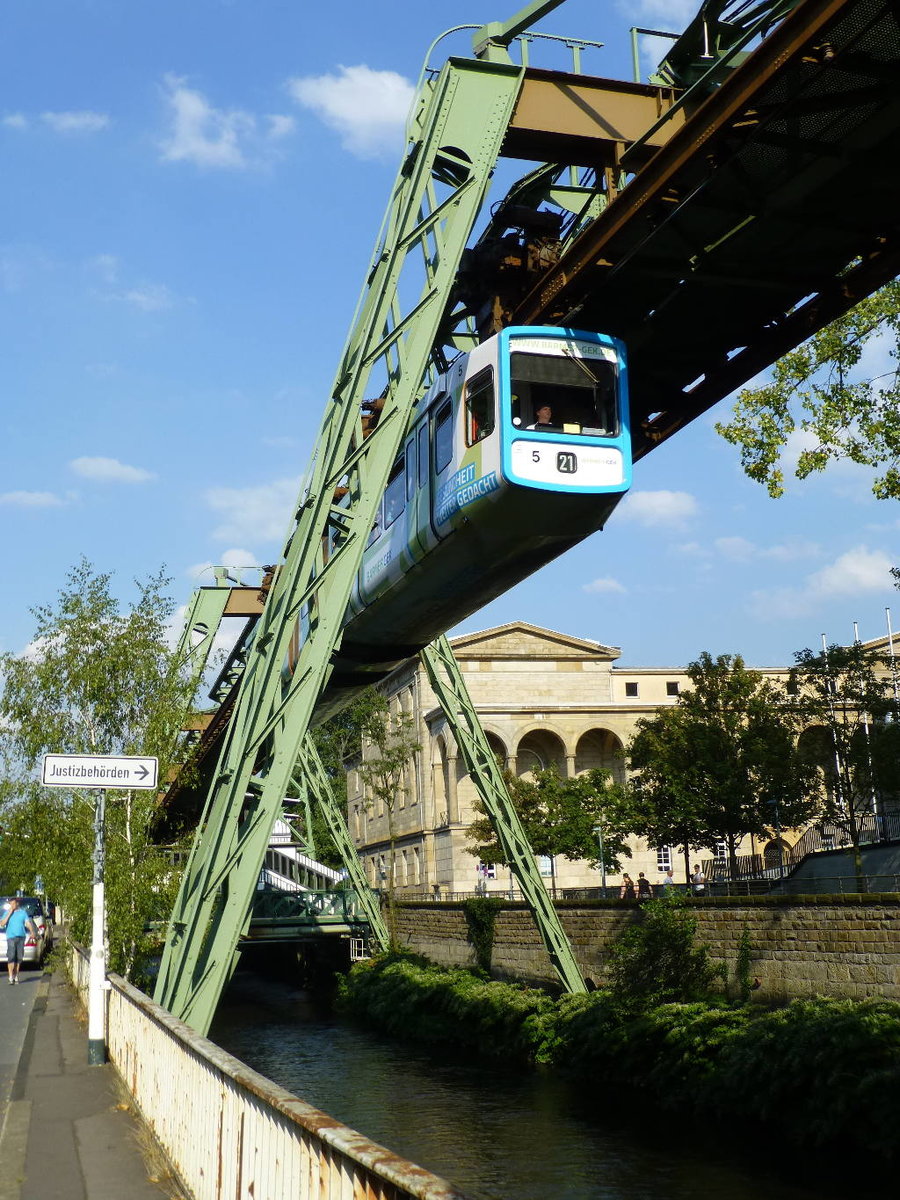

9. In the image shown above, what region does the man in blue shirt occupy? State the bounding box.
[1,898,39,984]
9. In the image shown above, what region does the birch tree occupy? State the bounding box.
[0,559,197,979]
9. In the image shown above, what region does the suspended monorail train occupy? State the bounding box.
[310,325,632,717]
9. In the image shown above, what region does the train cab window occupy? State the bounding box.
[383,457,405,528]
[510,351,618,436]
[417,422,429,489]
[465,368,495,446]
[434,400,453,473]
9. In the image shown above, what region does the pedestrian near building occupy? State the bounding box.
[619,873,636,900]
[662,868,676,890]
[636,871,653,901]
[0,898,38,984]
[692,864,706,896]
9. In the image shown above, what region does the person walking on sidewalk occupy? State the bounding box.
[0,897,38,984]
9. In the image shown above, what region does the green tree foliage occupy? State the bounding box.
[466,767,635,873]
[605,892,724,1011]
[716,280,900,498]
[0,560,197,978]
[791,641,900,885]
[303,690,389,868]
[355,691,420,946]
[629,652,817,878]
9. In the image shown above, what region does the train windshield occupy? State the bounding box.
[510,350,618,436]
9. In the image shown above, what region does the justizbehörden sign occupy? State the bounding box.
[41,754,159,790]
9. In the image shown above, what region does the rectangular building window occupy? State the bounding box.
[666,681,680,696]
[625,681,639,698]
[714,840,727,860]
[657,846,672,872]
[537,855,554,877]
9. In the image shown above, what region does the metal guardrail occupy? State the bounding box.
[69,945,471,1200]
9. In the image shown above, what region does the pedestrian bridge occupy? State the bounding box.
[244,882,375,947]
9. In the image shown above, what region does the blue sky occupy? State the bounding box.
[1,0,897,675]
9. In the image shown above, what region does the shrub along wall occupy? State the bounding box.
[394,895,900,1002]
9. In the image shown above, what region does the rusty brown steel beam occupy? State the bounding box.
[634,233,900,456]
[502,69,684,168]
[222,587,265,617]
[512,0,863,327]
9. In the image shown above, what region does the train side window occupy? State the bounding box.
[417,423,429,489]
[465,368,494,446]
[383,458,405,528]
[434,401,453,473]
[406,441,416,502]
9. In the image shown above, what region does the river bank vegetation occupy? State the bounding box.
[336,895,900,1167]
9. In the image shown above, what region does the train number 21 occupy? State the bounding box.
[556,452,578,473]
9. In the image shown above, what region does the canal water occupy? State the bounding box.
[210,971,838,1200]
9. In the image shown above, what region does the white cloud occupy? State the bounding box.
[118,283,176,312]
[761,538,821,562]
[746,544,895,621]
[807,545,895,598]
[712,536,820,564]
[674,541,709,558]
[158,75,293,169]
[41,110,109,133]
[69,456,156,484]
[205,477,300,543]
[3,113,28,129]
[583,576,626,595]
[187,549,263,582]
[266,114,295,140]
[89,254,119,284]
[618,489,699,529]
[746,586,812,622]
[715,536,756,562]
[622,0,696,74]
[287,65,414,160]
[0,490,65,508]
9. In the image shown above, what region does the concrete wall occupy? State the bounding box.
[395,896,900,1003]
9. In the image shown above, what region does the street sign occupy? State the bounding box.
[41,754,159,790]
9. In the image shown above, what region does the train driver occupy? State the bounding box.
[527,404,554,429]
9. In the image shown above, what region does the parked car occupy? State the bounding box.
[0,895,53,966]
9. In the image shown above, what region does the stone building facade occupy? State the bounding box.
[346,621,796,897]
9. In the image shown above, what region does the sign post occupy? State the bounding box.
[41,754,158,1065]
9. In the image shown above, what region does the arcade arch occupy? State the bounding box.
[574,728,626,783]
[515,728,565,777]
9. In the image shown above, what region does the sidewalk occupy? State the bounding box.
[0,967,181,1200]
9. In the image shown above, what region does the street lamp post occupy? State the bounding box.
[593,822,607,898]
[771,794,785,880]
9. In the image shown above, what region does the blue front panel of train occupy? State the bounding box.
[498,326,631,495]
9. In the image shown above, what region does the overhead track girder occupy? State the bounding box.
[154,57,526,1034]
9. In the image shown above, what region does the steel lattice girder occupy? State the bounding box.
[292,734,390,953]
[511,0,900,457]
[154,57,526,1034]
[419,635,587,995]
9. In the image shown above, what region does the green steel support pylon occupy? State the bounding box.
[420,635,587,994]
[293,733,390,952]
[173,578,233,686]
[154,55,526,1034]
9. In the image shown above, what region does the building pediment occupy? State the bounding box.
[449,620,620,662]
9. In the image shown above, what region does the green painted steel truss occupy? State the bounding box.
[154,54,528,1035]
[420,636,586,993]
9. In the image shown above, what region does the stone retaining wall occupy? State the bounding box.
[395,896,900,1002]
